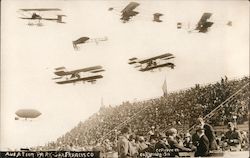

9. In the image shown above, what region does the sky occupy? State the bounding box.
[1,0,249,150]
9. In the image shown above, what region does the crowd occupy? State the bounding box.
[36,76,249,155]
[115,117,247,158]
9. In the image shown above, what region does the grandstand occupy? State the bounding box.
[41,76,249,151]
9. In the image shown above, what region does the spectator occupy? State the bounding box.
[224,122,242,151]
[196,117,218,150]
[194,127,210,157]
[128,134,138,158]
[183,133,193,149]
[155,133,170,150]
[142,135,157,153]
[117,127,132,158]
[137,136,148,153]
[167,128,192,157]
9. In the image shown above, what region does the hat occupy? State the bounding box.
[121,127,130,134]
[197,117,204,123]
[228,122,234,127]
[138,136,145,142]
[184,133,191,138]
[159,133,167,139]
[166,128,177,136]
[149,135,157,141]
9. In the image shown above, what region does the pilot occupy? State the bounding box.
[32,13,41,19]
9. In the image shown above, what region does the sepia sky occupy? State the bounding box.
[1,0,249,149]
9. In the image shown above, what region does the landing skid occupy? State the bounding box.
[27,20,44,27]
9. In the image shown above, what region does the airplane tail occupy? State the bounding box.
[94,37,108,45]
[153,13,163,22]
[57,15,66,23]
[128,57,138,64]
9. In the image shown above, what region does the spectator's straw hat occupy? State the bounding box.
[184,133,191,138]
[166,128,177,136]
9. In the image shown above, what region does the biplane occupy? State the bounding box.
[195,12,214,33]
[53,66,105,84]
[73,36,108,50]
[120,2,140,23]
[177,13,214,33]
[18,8,66,26]
[109,2,163,23]
[108,2,139,23]
[128,53,175,72]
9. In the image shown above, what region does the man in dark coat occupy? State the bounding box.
[197,117,218,150]
[224,122,242,150]
[194,127,210,157]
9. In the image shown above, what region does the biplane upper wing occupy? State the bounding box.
[139,62,175,72]
[138,53,174,64]
[121,2,140,13]
[19,8,61,12]
[56,75,103,84]
[198,13,212,23]
[54,66,102,76]
[195,13,213,33]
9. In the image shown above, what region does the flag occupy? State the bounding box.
[162,78,167,97]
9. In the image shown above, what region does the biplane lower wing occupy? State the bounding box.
[42,15,66,22]
[56,75,103,84]
[196,22,213,33]
[128,61,137,64]
[139,53,174,64]
[139,62,175,72]
[19,8,61,12]
[19,17,38,20]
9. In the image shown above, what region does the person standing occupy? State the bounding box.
[117,127,132,158]
[194,127,210,157]
[196,117,218,150]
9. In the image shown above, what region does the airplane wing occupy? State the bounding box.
[19,17,34,20]
[42,18,57,21]
[129,57,138,61]
[139,62,175,72]
[54,66,102,76]
[121,2,140,13]
[198,13,212,23]
[19,8,61,12]
[70,66,103,73]
[138,53,174,64]
[91,69,105,73]
[42,15,66,21]
[56,75,103,84]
